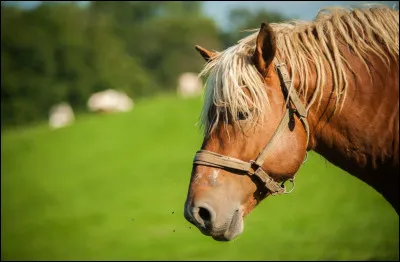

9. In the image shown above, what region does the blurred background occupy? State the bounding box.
[1,1,398,260]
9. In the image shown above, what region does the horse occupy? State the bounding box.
[183,5,399,241]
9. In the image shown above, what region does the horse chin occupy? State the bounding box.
[211,209,244,242]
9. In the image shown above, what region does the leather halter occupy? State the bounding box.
[193,61,310,196]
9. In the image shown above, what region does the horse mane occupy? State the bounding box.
[199,4,399,136]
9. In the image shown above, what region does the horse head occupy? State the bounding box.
[184,22,309,241]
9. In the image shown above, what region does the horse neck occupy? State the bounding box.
[286,39,399,211]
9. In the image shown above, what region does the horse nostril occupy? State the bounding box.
[198,207,211,223]
[190,204,215,230]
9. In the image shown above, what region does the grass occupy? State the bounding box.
[1,94,398,261]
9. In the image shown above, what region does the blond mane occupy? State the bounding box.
[199,4,399,136]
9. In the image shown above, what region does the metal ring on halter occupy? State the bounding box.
[303,151,308,163]
[284,178,295,194]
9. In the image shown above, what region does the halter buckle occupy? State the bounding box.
[303,151,308,163]
[283,178,295,194]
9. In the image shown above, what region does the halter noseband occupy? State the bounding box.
[193,61,310,196]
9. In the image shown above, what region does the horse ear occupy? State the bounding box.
[252,22,276,77]
[195,45,216,62]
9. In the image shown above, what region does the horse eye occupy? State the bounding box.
[237,111,249,120]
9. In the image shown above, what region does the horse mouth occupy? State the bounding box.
[212,209,244,241]
[184,201,244,241]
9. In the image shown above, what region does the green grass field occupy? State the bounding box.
[1,94,398,261]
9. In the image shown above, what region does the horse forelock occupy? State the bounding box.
[198,35,270,136]
[199,4,399,136]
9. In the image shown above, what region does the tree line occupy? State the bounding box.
[1,1,288,129]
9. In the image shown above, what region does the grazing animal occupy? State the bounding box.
[184,5,399,241]
[49,102,75,129]
[87,89,133,113]
[177,72,203,98]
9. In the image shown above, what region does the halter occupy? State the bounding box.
[193,61,310,196]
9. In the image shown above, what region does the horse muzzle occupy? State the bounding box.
[184,197,244,241]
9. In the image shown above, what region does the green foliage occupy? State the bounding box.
[91,1,221,92]
[1,3,154,128]
[1,94,398,260]
[1,1,221,128]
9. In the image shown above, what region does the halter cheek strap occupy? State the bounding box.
[275,62,310,147]
[193,62,310,196]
